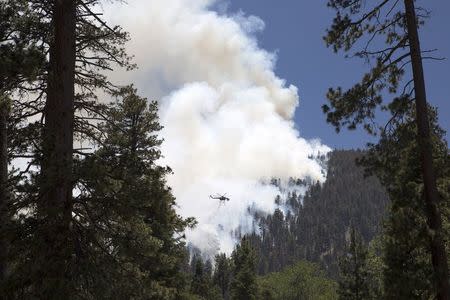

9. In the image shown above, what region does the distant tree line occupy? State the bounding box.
[186,238,337,300]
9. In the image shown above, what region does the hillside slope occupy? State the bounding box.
[247,150,389,277]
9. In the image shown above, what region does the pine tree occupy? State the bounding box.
[188,256,221,300]
[361,106,450,299]
[323,1,449,297]
[0,0,44,285]
[258,260,338,300]
[191,258,209,296]
[2,1,138,297]
[230,238,258,300]
[74,86,193,298]
[337,228,371,300]
[213,253,232,300]
[365,237,384,300]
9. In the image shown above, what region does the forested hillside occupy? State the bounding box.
[184,150,390,299]
[246,150,389,277]
[186,143,449,299]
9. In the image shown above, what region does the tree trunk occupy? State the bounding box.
[39,0,76,296]
[0,96,8,284]
[404,1,450,299]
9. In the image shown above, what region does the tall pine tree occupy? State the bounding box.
[213,253,232,300]
[0,0,44,285]
[2,1,140,297]
[361,106,450,299]
[230,238,258,300]
[74,86,193,298]
[323,1,449,297]
[337,228,371,300]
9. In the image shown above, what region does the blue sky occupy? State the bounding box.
[224,0,450,149]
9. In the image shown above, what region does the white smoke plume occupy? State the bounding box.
[103,0,331,256]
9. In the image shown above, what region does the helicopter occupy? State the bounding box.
[209,193,230,203]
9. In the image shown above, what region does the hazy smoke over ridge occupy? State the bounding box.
[104,0,330,255]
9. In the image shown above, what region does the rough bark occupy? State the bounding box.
[39,0,76,296]
[404,0,450,298]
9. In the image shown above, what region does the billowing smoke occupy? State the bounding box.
[103,0,330,256]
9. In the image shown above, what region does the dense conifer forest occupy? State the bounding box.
[247,150,389,278]
[185,150,389,299]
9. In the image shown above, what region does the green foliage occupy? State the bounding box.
[74,87,193,298]
[0,0,45,167]
[230,238,258,300]
[191,258,210,296]
[4,87,193,299]
[213,253,232,300]
[0,0,44,91]
[323,0,416,135]
[337,228,371,300]
[324,1,450,296]
[365,237,384,299]
[186,254,222,300]
[0,0,45,295]
[1,0,193,297]
[259,260,338,300]
[247,151,388,277]
[361,107,450,299]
